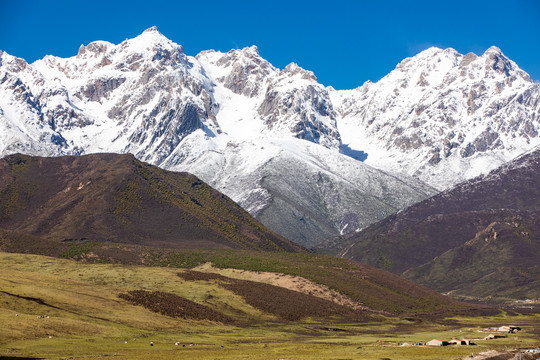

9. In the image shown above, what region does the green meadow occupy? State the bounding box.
[0,251,538,359]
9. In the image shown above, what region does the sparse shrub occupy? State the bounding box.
[119,289,233,323]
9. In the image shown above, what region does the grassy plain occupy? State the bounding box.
[0,252,538,360]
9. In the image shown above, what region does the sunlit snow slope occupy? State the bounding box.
[331,47,540,189]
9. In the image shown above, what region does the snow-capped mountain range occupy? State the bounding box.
[1,27,538,245]
[333,46,540,188]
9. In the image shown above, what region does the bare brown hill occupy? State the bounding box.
[0,153,303,252]
[318,147,540,301]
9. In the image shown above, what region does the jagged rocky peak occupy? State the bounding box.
[459,52,478,67]
[143,25,159,33]
[123,26,184,54]
[483,45,503,56]
[0,51,29,73]
[335,45,540,190]
[3,27,219,167]
[418,46,457,58]
[76,44,85,57]
[257,62,341,150]
[387,47,462,90]
[115,27,187,67]
[77,41,114,57]
[282,62,318,82]
[449,46,531,85]
[396,47,460,69]
[239,44,260,56]
[197,45,277,97]
[480,46,531,81]
[388,45,530,88]
[71,27,187,73]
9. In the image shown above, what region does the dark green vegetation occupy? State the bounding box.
[178,270,374,321]
[119,290,233,323]
[0,153,302,252]
[319,148,540,302]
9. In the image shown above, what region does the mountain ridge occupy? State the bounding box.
[334,45,539,189]
[320,146,540,301]
[1,27,539,244]
[0,152,303,252]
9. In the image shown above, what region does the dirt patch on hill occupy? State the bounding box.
[186,264,375,312]
[177,270,374,322]
[118,290,232,323]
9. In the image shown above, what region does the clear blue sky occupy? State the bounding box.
[1,0,539,89]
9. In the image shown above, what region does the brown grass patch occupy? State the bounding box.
[177,271,228,282]
[178,270,374,322]
[118,290,232,323]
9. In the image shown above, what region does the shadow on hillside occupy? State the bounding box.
[341,144,368,161]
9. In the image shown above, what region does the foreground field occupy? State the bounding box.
[0,252,538,359]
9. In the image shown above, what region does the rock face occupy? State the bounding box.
[197,45,273,98]
[196,49,341,150]
[0,27,218,165]
[1,28,539,245]
[332,46,540,189]
[256,63,341,150]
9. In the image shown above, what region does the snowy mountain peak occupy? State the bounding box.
[0,51,28,73]
[479,46,530,81]
[0,28,219,164]
[415,46,459,59]
[143,25,160,33]
[76,44,85,57]
[120,27,185,59]
[73,41,115,63]
[335,46,540,189]
[242,45,260,56]
[410,46,458,63]
[2,34,540,244]
[397,47,460,67]
[197,45,277,98]
[483,45,503,56]
[282,62,318,82]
